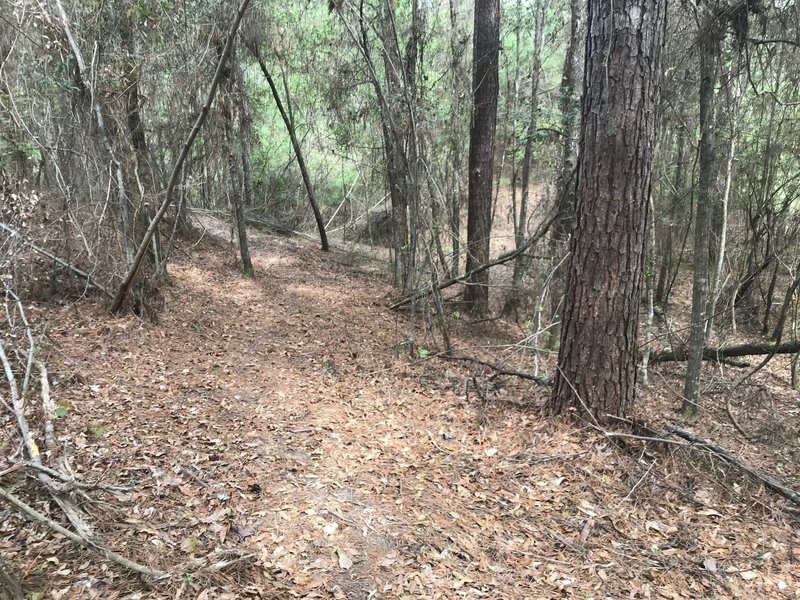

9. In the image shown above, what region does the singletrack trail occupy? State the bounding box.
[20,223,795,599]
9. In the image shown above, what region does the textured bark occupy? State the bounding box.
[549,0,667,422]
[683,26,720,417]
[464,0,500,314]
[651,339,800,363]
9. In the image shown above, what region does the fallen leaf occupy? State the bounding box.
[334,546,353,569]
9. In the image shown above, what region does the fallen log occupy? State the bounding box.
[649,339,800,364]
[667,426,800,508]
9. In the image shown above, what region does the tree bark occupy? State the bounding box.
[683,24,720,417]
[447,0,466,277]
[549,0,667,422]
[234,62,255,276]
[547,0,583,344]
[464,0,500,315]
[551,0,583,242]
[651,339,800,363]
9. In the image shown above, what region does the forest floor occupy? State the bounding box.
[1,218,799,600]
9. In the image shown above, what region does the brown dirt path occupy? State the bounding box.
[3,223,796,599]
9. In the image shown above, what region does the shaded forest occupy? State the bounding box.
[1,0,800,597]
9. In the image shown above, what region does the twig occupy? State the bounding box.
[437,354,553,386]
[0,223,111,297]
[0,484,168,580]
[0,337,95,541]
[390,209,557,309]
[177,463,211,489]
[667,425,800,508]
[37,359,57,452]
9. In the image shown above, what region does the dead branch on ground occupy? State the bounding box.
[649,339,800,364]
[437,353,553,386]
[666,425,800,508]
[0,292,167,581]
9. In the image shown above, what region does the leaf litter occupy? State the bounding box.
[0,224,797,599]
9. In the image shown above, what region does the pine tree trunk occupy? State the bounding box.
[464,0,500,315]
[549,0,666,422]
[683,26,720,417]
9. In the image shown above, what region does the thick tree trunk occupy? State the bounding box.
[683,27,720,417]
[464,0,500,315]
[549,0,666,422]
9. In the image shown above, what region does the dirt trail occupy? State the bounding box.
[6,223,796,599]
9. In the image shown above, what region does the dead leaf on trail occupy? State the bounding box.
[323,522,339,536]
[334,546,353,569]
[703,557,718,572]
[580,518,594,543]
[739,570,759,581]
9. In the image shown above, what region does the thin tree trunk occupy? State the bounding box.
[707,68,743,341]
[547,0,582,344]
[641,196,657,387]
[551,0,583,242]
[51,0,136,268]
[233,62,255,276]
[464,0,500,315]
[110,0,251,313]
[683,26,720,417]
[505,0,546,314]
[250,51,329,252]
[447,0,465,277]
[655,121,687,306]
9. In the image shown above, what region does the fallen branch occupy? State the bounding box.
[437,354,553,386]
[649,339,800,364]
[0,335,96,542]
[667,425,800,508]
[390,210,556,310]
[0,223,110,297]
[0,484,168,581]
